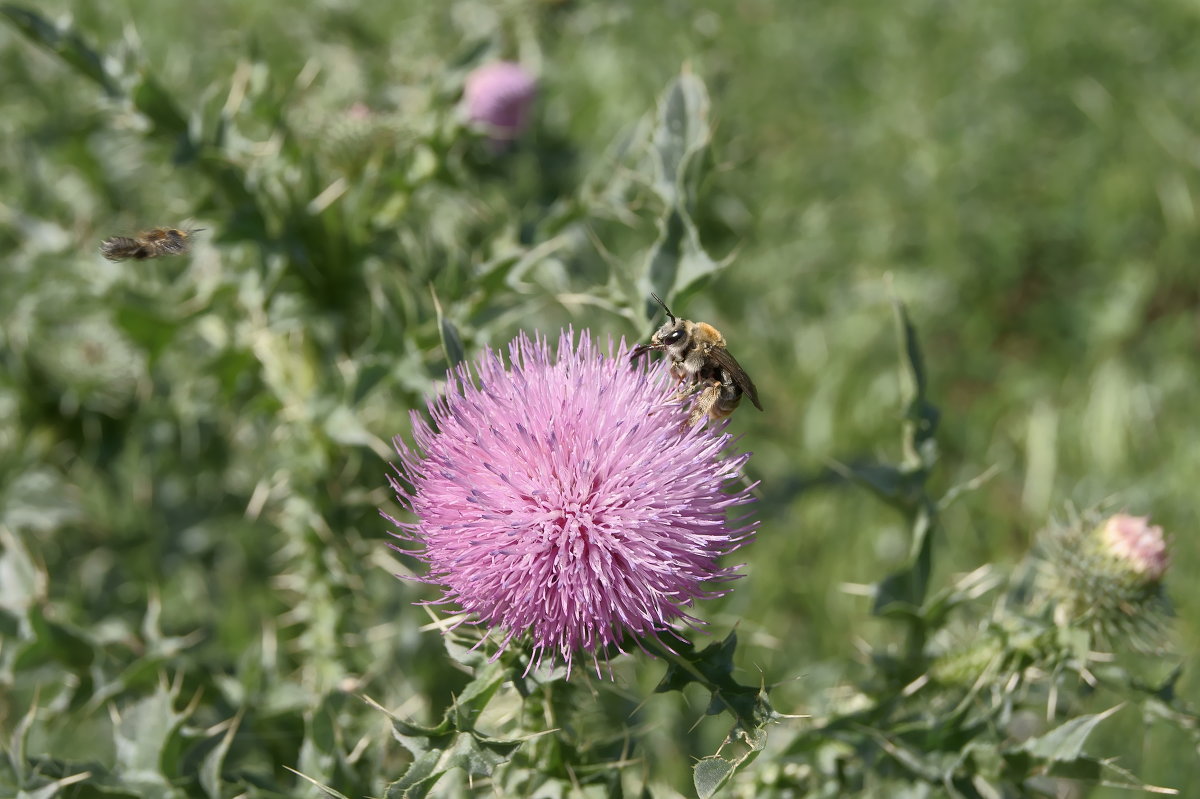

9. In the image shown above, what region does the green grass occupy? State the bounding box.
[2,1,1198,796]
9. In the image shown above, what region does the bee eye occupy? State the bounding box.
[664,330,686,345]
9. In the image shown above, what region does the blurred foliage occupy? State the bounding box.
[1,0,1198,797]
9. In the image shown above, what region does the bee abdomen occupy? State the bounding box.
[711,392,742,419]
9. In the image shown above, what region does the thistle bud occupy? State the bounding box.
[462,61,537,146]
[1036,510,1171,653]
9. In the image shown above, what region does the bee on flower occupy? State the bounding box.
[384,330,758,677]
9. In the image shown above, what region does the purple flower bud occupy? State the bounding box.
[462,61,537,144]
[1098,513,1169,582]
[1037,509,1172,653]
[385,330,758,677]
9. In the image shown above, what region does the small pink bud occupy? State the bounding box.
[347,102,371,120]
[462,61,537,143]
[1098,513,1169,581]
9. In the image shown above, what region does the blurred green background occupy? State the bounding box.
[1,0,1197,796]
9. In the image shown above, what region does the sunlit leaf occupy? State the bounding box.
[198,717,239,799]
[0,527,45,612]
[651,70,711,208]
[693,756,734,799]
[1015,705,1123,762]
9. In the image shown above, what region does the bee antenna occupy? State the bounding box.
[650,292,676,324]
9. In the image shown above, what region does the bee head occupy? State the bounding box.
[651,318,689,348]
[649,292,688,345]
[631,293,688,361]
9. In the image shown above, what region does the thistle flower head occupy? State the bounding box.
[1097,513,1169,581]
[1037,509,1172,653]
[462,61,537,144]
[386,330,758,676]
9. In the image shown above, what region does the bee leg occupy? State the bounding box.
[668,379,703,404]
[666,371,690,402]
[687,381,723,426]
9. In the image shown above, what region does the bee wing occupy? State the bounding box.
[157,231,192,254]
[709,346,763,411]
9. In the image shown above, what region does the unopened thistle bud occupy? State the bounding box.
[1037,510,1171,653]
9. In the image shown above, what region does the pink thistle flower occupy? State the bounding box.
[385,330,758,677]
[1097,513,1169,582]
[462,61,537,144]
[1037,508,1173,654]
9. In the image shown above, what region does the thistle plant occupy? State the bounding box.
[1,5,1198,799]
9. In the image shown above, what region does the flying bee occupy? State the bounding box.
[630,293,763,426]
[99,227,203,261]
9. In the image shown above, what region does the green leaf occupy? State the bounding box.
[894,302,940,468]
[1016,705,1123,762]
[650,631,782,795]
[199,717,240,799]
[693,756,734,799]
[113,678,193,777]
[0,5,118,96]
[1043,756,1104,781]
[672,213,722,303]
[387,711,452,750]
[472,235,569,299]
[441,635,493,671]
[654,633,769,726]
[370,657,520,799]
[430,288,466,368]
[638,71,724,309]
[3,471,81,538]
[651,70,711,208]
[351,361,390,404]
[644,209,686,309]
[323,404,388,454]
[895,301,929,405]
[642,210,721,313]
[383,750,444,799]
[449,659,509,730]
[18,605,95,671]
[872,504,935,618]
[0,527,45,612]
[383,729,521,799]
[839,462,928,512]
[443,732,521,780]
